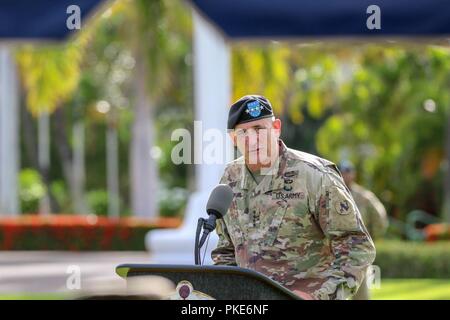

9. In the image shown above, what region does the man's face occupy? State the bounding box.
[229,117,281,170]
[342,170,355,187]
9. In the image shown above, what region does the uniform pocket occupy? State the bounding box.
[224,199,246,246]
[223,215,245,249]
[263,201,289,247]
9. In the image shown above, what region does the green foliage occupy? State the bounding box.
[16,41,87,116]
[233,43,450,221]
[315,45,450,219]
[232,45,291,114]
[158,186,188,217]
[50,180,71,213]
[375,240,450,278]
[19,169,46,213]
[86,190,110,216]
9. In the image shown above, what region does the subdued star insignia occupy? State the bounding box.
[335,199,350,215]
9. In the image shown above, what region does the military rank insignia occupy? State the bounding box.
[284,184,293,192]
[283,171,296,191]
[245,100,263,117]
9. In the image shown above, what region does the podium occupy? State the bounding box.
[116,264,301,300]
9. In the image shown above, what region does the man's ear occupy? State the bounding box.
[273,118,282,137]
[273,118,281,129]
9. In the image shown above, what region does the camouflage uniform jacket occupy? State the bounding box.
[211,140,376,300]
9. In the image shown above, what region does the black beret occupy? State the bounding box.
[227,95,274,129]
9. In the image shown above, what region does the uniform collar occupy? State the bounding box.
[240,139,288,192]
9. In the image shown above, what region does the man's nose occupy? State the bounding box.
[246,132,259,147]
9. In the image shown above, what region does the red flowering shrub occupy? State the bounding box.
[423,223,450,241]
[0,215,181,251]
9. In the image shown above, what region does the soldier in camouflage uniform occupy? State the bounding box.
[212,95,376,300]
[339,160,388,300]
[339,160,388,240]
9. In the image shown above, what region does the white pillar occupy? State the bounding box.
[0,46,20,215]
[193,14,231,194]
[145,11,231,264]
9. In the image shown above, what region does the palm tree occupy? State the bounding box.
[119,0,191,218]
[16,29,91,213]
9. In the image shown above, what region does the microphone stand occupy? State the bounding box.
[195,215,217,265]
[195,217,206,265]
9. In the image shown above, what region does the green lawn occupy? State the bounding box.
[0,279,449,300]
[371,279,450,300]
[0,293,66,300]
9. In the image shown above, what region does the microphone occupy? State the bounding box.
[198,184,233,248]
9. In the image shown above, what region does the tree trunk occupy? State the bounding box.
[21,100,38,169]
[38,111,52,214]
[72,120,88,213]
[107,108,120,218]
[130,46,158,218]
[53,107,75,213]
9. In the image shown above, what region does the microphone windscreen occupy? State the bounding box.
[206,184,233,218]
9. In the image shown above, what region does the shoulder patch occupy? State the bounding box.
[334,198,351,215]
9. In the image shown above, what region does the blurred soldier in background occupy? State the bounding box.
[339,160,389,300]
